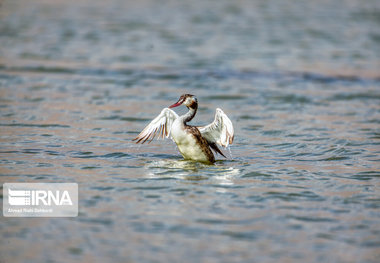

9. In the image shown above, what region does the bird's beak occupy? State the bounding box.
[169,100,182,108]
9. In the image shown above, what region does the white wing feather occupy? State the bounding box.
[198,108,234,147]
[133,108,179,144]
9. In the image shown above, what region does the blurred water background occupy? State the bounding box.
[0,0,380,262]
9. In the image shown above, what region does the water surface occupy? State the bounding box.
[1,0,380,262]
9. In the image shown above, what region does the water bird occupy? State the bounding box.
[133,94,234,163]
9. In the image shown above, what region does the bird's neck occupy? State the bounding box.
[181,103,198,124]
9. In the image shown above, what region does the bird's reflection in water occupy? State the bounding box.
[144,159,240,184]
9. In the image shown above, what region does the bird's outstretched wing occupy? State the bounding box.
[133,108,179,144]
[197,108,234,148]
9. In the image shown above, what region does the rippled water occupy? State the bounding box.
[1,0,380,262]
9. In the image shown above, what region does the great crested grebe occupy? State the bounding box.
[133,94,234,164]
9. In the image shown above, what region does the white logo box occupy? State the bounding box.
[3,183,78,217]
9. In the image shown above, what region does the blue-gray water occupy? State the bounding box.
[1,0,380,262]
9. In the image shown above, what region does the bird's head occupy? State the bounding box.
[169,94,197,109]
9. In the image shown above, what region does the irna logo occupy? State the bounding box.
[3,183,78,217]
[8,188,73,206]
